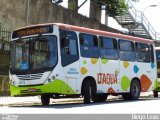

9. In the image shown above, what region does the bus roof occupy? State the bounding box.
[13,23,154,44]
[55,23,154,44]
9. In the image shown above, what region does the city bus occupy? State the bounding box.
[10,23,157,105]
[153,47,160,97]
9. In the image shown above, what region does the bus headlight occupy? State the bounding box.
[48,78,51,82]
[52,76,56,80]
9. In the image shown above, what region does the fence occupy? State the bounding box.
[0,22,11,95]
[0,23,10,75]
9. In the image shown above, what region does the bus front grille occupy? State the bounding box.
[17,73,43,80]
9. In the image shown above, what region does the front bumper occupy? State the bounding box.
[10,79,76,96]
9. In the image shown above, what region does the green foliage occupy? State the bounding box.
[98,0,128,16]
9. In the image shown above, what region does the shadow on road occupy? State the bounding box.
[9,97,160,109]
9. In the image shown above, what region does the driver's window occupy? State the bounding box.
[15,42,29,70]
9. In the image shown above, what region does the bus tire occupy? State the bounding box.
[41,94,50,106]
[154,91,158,98]
[122,80,140,100]
[130,80,140,100]
[83,80,91,104]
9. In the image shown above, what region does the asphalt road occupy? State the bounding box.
[0,96,160,114]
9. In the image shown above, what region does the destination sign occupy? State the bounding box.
[12,25,53,39]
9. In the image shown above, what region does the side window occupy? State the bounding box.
[60,29,79,67]
[119,39,135,61]
[156,49,160,77]
[80,33,99,58]
[135,42,150,63]
[99,36,118,60]
[156,50,160,61]
[150,44,154,63]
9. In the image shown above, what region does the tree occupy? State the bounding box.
[90,0,128,22]
[68,0,78,12]
[103,0,128,16]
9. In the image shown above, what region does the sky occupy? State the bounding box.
[58,0,160,33]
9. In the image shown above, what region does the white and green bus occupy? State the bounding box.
[153,47,160,97]
[10,23,157,105]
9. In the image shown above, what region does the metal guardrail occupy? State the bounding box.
[126,0,160,40]
[0,23,11,51]
[155,32,160,41]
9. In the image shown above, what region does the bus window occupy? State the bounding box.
[80,33,99,58]
[135,42,150,63]
[99,36,118,60]
[156,49,160,77]
[150,44,154,63]
[156,50,160,61]
[119,40,135,61]
[60,30,79,67]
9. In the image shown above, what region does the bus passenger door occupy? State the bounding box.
[79,33,101,93]
[60,30,80,94]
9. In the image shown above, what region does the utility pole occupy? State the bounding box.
[25,0,30,26]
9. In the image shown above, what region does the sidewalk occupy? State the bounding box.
[0,96,41,106]
[0,92,154,106]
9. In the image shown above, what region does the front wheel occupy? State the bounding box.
[82,80,91,104]
[41,94,50,106]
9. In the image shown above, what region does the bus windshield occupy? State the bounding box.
[10,35,57,72]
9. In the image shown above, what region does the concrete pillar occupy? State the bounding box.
[89,0,101,22]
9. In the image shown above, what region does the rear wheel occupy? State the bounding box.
[154,91,158,98]
[41,94,50,106]
[130,80,140,100]
[122,80,140,100]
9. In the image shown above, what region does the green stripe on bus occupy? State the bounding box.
[10,79,77,96]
